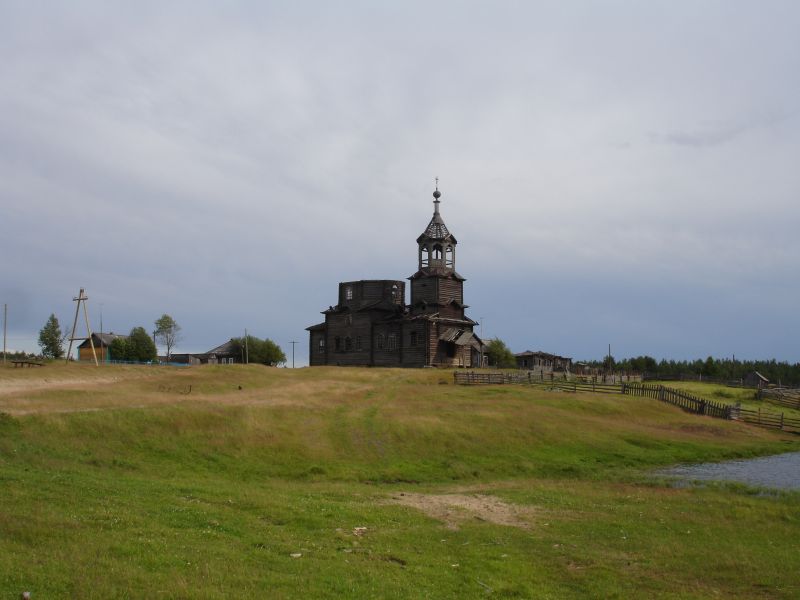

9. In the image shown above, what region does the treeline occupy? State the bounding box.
[585,355,800,386]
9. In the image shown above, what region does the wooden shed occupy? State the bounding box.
[744,371,769,389]
[77,332,126,362]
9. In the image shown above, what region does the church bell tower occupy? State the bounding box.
[409,184,467,321]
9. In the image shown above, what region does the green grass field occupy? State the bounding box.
[1,364,799,598]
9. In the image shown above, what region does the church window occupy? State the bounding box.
[388,334,397,351]
[391,284,399,301]
[345,286,353,300]
[376,334,385,350]
[355,336,362,351]
[334,336,341,351]
[445,246,454,267]
[346,314,352,325]
[410,331,418,347]
[318,338,325,353]
[433,245,442,260]
[345,336,352,351]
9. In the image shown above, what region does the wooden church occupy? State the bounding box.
[307,185,484,367]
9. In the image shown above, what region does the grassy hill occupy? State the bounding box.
[1,364,799,598]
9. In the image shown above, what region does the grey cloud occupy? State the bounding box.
[1,2,799,362]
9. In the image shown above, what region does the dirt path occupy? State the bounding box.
[384,492,536,530]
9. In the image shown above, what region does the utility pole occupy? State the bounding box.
[66,288,98,365]
[99,303,104,365]
[290,340,297,368]
[2,303,7,365]
[479,317,484,368]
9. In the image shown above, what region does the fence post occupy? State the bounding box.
[781,413,784,430]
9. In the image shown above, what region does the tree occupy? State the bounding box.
[485,338,516,368]
[229,335,286,366]
[154,314,181,358]
[702,355,717,377]
[109,327,157,363]
[128,327,157,362]
[109,337,131,362]
[38,314,65,359]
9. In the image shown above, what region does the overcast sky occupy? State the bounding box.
[2,1,798,364]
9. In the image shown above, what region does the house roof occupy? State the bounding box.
[206,339,239,355]
[515,350,572,361]
[77,332,126,348]
[439,328,484,351]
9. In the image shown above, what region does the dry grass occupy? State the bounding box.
[0,363,442,414]
[2,364,800,598]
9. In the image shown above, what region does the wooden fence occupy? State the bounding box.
[758,388,800,410]
[621,382,733,419]
[454,372,800,433]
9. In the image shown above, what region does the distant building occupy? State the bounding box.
[205,340,240,364]
[744,371,769,389]
[168,340,241,365]
[77,332,127,362]
[515,350,572,372]
[307,186,484,367]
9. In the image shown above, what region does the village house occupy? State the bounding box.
[307,185,484,367]
[77,332,126,362]
[514,350,573,372]
[167,340,242,365]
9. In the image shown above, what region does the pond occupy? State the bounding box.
[658,451,800,491]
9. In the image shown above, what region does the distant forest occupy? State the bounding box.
[584,355,800,387]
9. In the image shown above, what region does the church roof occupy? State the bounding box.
[408,267,465,281]
[416,188,457,244]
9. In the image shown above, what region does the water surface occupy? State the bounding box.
[658,452,800,490]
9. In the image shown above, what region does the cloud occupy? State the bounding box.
[1,1,799,362]
[648,112,796,148]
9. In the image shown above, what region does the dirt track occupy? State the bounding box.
[0,376,125,396]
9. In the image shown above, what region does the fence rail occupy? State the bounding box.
[735,408,800,433]
[759,388,800,411]
[454,372,798,434]
[621,382,733,419]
